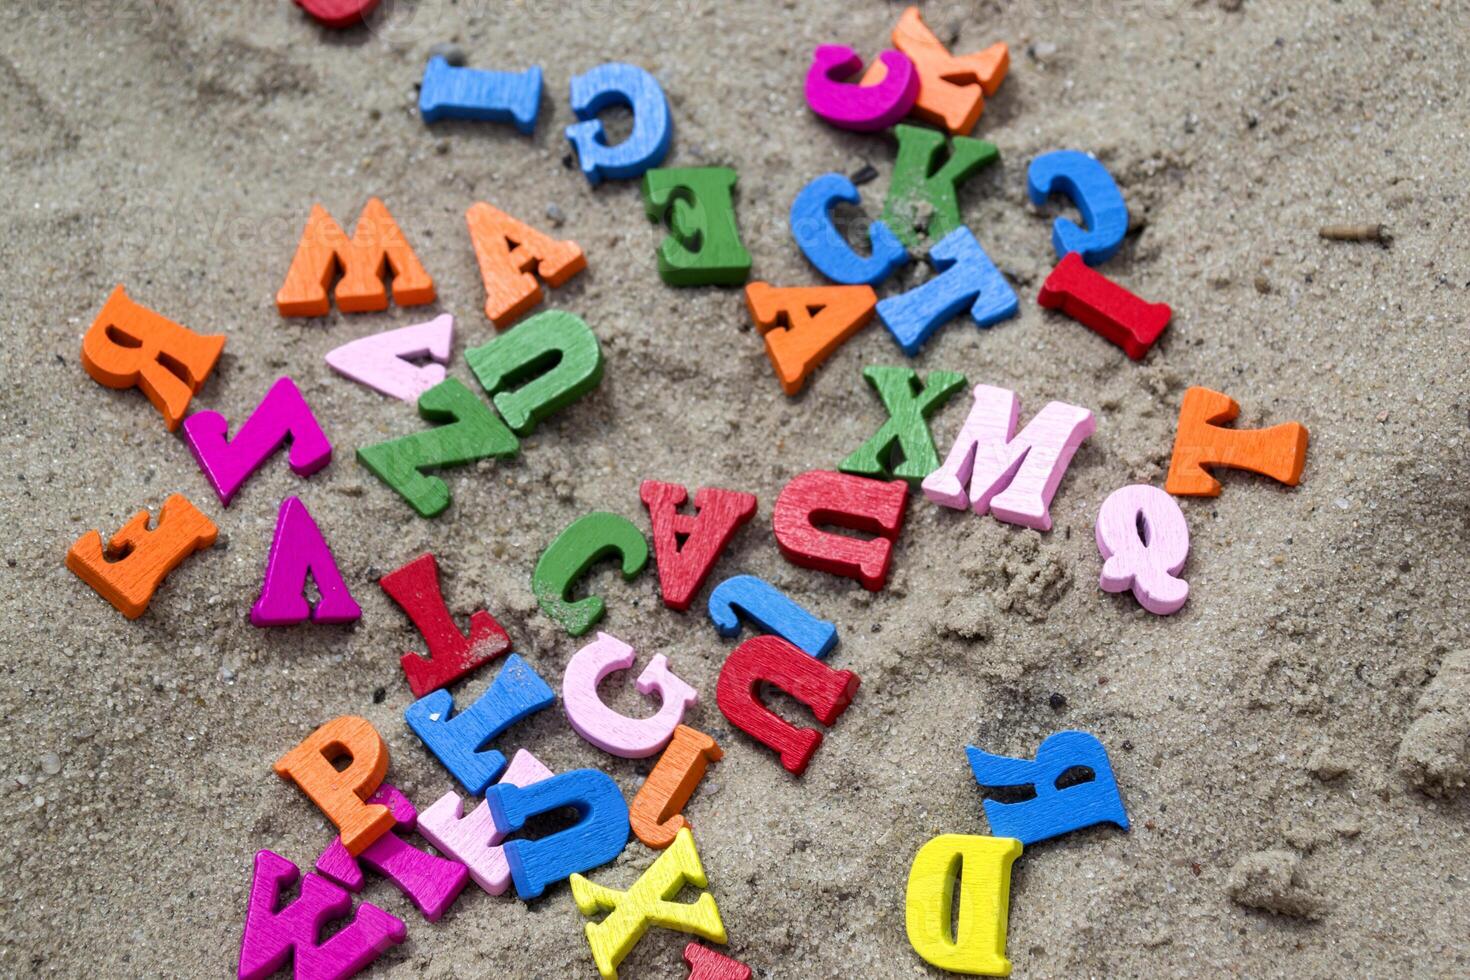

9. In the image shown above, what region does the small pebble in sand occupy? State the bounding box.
[1048,692,1067,710]
[546,203,565,227]
[850,164,879,186]
[372,687,387,704]
[40,753,61,776]
[427,42,467,67]
[1030,41,1059,62]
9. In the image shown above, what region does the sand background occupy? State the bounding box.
[2,0,1469,976]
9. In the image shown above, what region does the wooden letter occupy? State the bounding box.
[532,512,649,636]
[465,309,604,435]
[640,480,757,611]
[966,731,1129,846]
[563,632,698,759]
[273,715,393,856]
[182,377,332,507]
[276,198,435,316]
[744,282,877,395]
[67,493,217,620]
[715,635,859,776]
[1038,253,1170,360]
[905,834,1020,976]
[237,850,404,980]
[81,285,224,431]
[684,943,752,980]
[772,470,908,591]
[923,384,1094,531]
[314,783,470,923]
[404,653,555,795]
[570,827,726,980]
[250,496,361,627]
[356,377,519,518]
[466,201,586,328]
[1095,485,1189,615]
[485,768,632,900]
[1165,386,1309,497]
[840,365,967,485]
[630,725,722,850]
[380,552,511,698]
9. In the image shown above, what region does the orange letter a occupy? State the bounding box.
[276,198,436,316]
[466,202,586,328]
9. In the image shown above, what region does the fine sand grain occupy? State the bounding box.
[2,1,1468,976]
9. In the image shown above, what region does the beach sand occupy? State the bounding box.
[2,0,1468,976]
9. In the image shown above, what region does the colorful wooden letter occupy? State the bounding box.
[465,309,603,435]
[563,632,698,758]
[273,716,393,856]
[715,635,859,776]
[356,377,518,518]
[418,749,556,896]
[380,552,511,698]
[237,850,405,980]
[923,384,1094,532]
[1027,150,1128,265]
[905,835,1020,976]
[707,574,838,659]
[1165,386,1309,496]
[744,282,877,395]
[772,470,908,591]
[789,173,909,286]
[565,63,672,184]
[642,167,752,286]
[1095,485,1189,615]
[324,314,453,404]
[66,493,217,620]
[840,365,967,485]
[966,731,1130,845]
[276,198,435,316]
[640,480,757,611]
[684,943,752,980]
[532,512,649,636]
[466,202,587,328]
[630,725,722,850]
[292,0,378,29]
[183,377,332,506]
[315,783,470,923]
[571,827,727,980]
[486,768,632,900]
[864,6,1009,135]
[419,56,542,133]
[876,226,1017,355]
[1038,253,1171,360]
[404,653,555,795]
[251,496,361,626]
[805,45,918,132]
[882,124,997,248]
[81,285,225,431]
